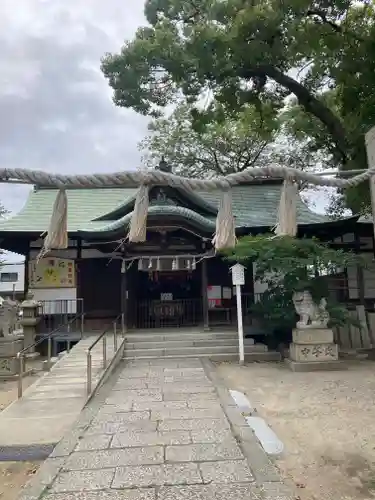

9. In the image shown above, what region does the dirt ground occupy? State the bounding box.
[0,363,43,500]
[216,360,375,500]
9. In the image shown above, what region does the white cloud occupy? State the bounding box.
[0,0,149,218]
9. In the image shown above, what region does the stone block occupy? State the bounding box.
[0,337,23,356]
[285,358,345,372]
[163,392,216,402]
[92,411,150,424]
[86,420,157,435]
[105,389,162,404]
[50,469,115,493]
[162,384,214,394]
[132,401,187,412]
[165,439,243,462]
[289,342,338,362]
[75,434,112,452]
[112,463,202,488]
[0,356,19,377]
[111,430,191,448]
[158,484,261,500]
[65,447,164,470]
[151,407,223,421]
[199,460,254,483]
[44,490,156,500]
[159,418,230,432]
[190,428,233,444]
[292,328,334,344]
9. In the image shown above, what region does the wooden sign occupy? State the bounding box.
[29,258,76,289]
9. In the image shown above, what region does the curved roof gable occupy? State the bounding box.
[93,185,218,222]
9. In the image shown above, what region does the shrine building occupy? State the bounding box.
[0,163,373,333]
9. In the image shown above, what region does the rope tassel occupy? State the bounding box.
[212,188,236,250]
[274,178,298,237]
[128,183,149,243]
[37,188,68,260]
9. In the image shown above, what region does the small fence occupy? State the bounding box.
[334,305,375,350]
[37,298,84,334]
[135,298,202,329]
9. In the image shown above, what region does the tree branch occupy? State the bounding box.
[306,9,342,32]
[244,65,349,162]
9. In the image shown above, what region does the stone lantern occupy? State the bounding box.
[20,292,41,355]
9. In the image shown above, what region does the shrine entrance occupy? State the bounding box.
[130,258,203,329]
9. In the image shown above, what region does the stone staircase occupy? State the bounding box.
[123,329,281,361]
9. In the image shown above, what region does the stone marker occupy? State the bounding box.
[286,290,344,371]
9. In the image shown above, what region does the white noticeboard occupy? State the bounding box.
[230,263,245,286]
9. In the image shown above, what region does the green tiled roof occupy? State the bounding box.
[0,183,328,234]
[0,187,138,232]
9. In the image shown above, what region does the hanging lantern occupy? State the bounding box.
[138,258,143,271]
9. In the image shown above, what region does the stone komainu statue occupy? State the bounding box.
[0,297,21,337]
[292,291,329,329]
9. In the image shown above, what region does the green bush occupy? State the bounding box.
[224,235,364,333]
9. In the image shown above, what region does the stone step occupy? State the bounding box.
[124,332,239,343]
[124,351,281,362]
[124,344,269,358]
[125,338,254,349]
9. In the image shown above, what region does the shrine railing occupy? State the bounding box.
[37,298,84,333]
[135,298,202,329]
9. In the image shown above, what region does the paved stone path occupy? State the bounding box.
[0,335,115,453]
[19,357,293,499]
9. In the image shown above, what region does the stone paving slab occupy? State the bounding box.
[17,357,294,500]
[44,492,156,500]
[158,484,261,500]
[64,446,164,470]
[111,430,191,448]
[112,463,202,488]
[0,335,114,448]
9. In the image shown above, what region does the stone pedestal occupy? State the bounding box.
[0,336,24,380]
[286,328,344,372]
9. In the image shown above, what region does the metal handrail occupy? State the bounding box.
[17,312,85,399]
[86,313,124,396]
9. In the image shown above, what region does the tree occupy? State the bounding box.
[139,102,278,177]
[101,0,375,212]
[223,235,363,334]
[140,101,330,180]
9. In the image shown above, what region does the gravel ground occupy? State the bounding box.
[0,361,43,500]
[216,360,375,500]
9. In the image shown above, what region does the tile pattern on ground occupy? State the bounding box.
[20,357,290,499]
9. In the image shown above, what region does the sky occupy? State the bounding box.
[0,0,328,262]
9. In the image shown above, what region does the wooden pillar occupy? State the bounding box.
[24,241,30,299]
[76,238,83,314]
[201,259,209,331]
[121,263,128,332]
[365,126,375,245]
[354,231,365,305]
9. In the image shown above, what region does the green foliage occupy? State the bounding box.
[102,0,375,214]
[139,102,278,176]
[223,235,364,331]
